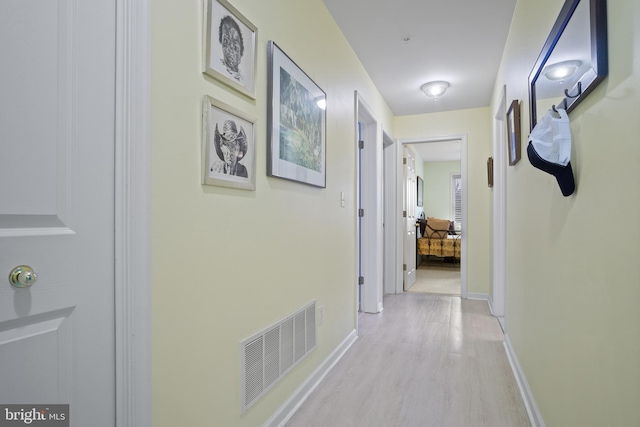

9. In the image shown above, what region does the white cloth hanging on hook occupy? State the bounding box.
[527,108,575,196]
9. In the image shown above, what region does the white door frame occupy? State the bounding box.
[396,136,468,298]
[114,0,152,425]
[491,86,508,327]
[355,92,383,314]
[383,132,402,295]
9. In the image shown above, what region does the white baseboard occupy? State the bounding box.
[263,329,358,427]
[503,333,546,427]
[465,292,489,301]
[485,297,506,331]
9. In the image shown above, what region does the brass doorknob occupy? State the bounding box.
[9,265,38,288]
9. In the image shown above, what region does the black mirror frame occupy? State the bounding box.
[528,0,608,132]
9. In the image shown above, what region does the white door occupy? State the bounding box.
[403,149,417,290]
[0,1,116,425]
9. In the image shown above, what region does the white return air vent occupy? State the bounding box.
[240,301,317,414]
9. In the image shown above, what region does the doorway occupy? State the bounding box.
[392,136,468,298]
[403,142,461,295]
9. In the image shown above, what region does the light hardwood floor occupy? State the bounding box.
[285,293,530,427]
[407,266,461,295]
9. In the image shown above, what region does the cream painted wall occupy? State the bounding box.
[151,0,393,426]
[492,0,640,425]
[422,161,461,221]
[395,108,493,295]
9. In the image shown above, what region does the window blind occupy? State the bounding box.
[451,174,462,229]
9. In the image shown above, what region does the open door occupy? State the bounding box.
[403,148,417,290]
[0,1,117,424]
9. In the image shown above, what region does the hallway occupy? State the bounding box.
[285,293,530,427]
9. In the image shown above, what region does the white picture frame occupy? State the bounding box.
[202,96,256,190]
[203,0,257,99]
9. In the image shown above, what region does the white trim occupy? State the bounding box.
[382,131,401,295]
[263,330,358,427]
[465,292,490,301]
[504,334,546,427]
[398,135,468,299]
[486,297,506,331]
[394,143,404,295]
[460,135,468,299]
[354,94,361,323]
[497,316,506,331]
[114,0,152,426]
[492,85,507,320]
[356,92,384,314]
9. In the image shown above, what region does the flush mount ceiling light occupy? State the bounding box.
[543,60,582,81]
[421,81,450,100]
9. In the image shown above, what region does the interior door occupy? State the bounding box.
[403,149,417,290]
[0,1,116,425]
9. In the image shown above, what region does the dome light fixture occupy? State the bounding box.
[421,81,450,100]
[543,60,582,81]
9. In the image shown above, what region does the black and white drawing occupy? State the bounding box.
[218,16,244,82]
[203,96,256,190]
[203,0,257,99]
[211,120,248,177]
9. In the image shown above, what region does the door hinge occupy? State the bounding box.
[403,210,407,218]
[403,264,407,271]
[359,140,364,149]
[358,209,364,217]
[358,276,364,285]
[403,158,407,165]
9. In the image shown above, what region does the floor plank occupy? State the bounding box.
[285,293,530,427]
[407,265,461,295]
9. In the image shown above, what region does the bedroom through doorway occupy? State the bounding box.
[401,138,464,296]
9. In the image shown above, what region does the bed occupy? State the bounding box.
[416,217,461,261]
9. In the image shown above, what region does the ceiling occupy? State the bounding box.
[411,140,462,162]
[322,0,517,118]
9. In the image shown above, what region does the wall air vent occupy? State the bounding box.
[240,301,317,414]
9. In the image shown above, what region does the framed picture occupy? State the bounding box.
[203,0,257,99]
[507,99,521,165]
[417,176,423,207]
[267,41,326,188]
[202,96,256,190]
[487,157,494,187]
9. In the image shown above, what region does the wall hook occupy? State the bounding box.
[564,81,583,99]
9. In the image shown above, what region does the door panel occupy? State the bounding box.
[0,0,116,424]
[0,309,73,402]
[0,0,73,227]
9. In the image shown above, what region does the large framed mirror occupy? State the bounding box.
[528,0,608,131]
